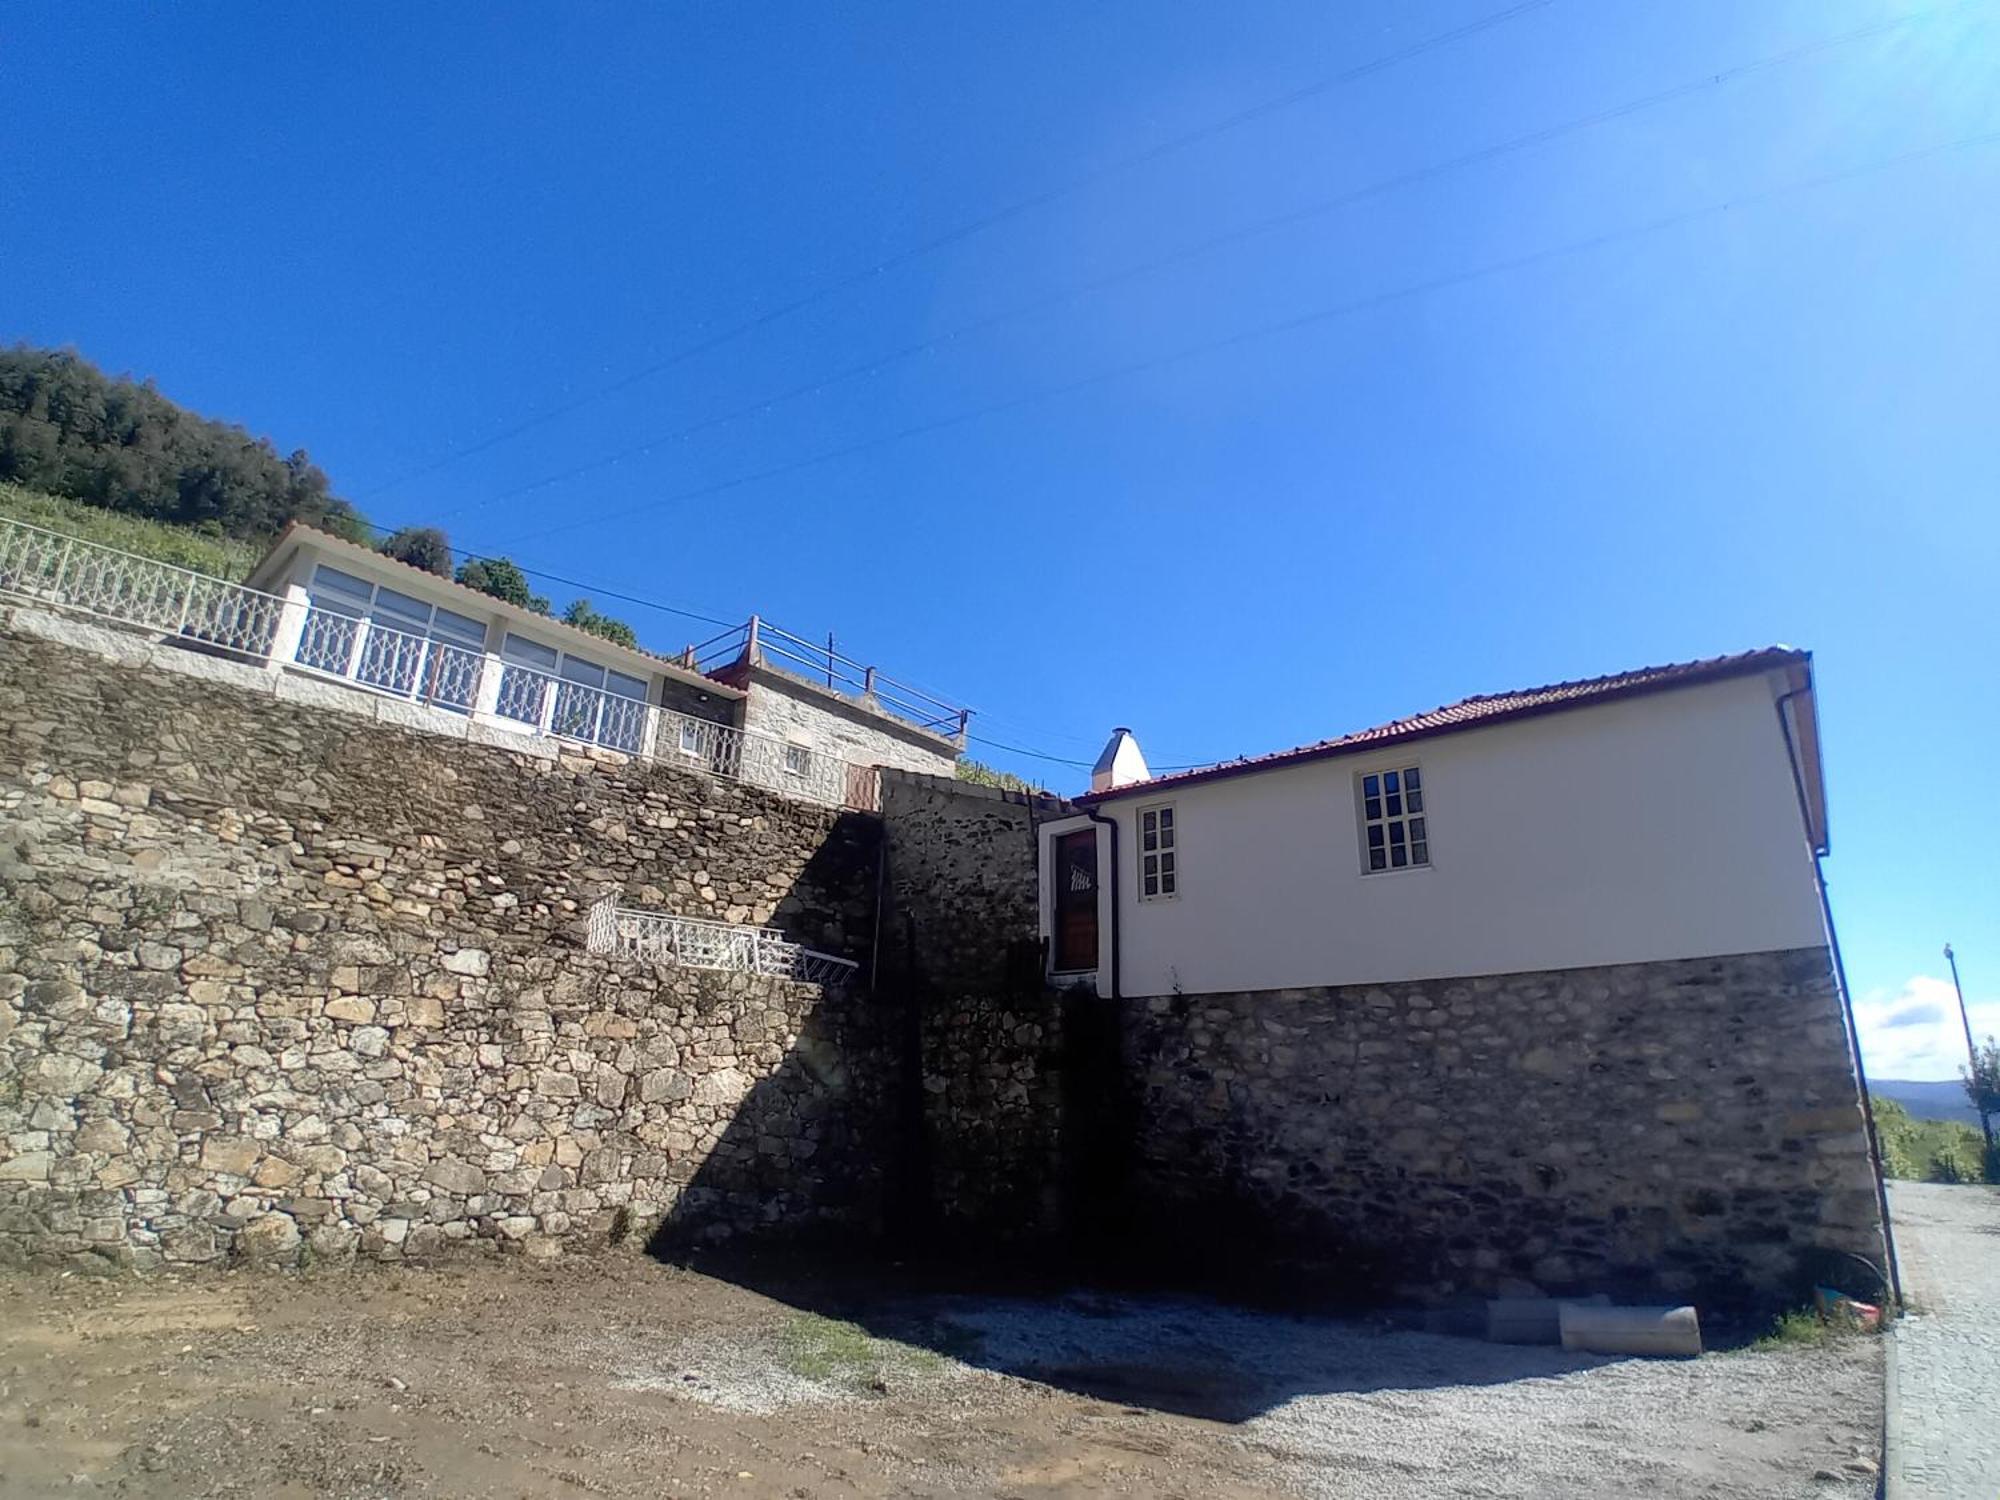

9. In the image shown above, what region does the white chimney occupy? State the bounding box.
[1090,727,1150,794]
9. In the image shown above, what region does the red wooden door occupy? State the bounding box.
[1053,830,1099,973]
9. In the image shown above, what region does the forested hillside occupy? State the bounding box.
[0,346,365,542]
[0,345,640,645]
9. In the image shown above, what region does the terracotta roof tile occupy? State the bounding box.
[1081,646,1810,802]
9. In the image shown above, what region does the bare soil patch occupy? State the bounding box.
[0,1254,1880,1497]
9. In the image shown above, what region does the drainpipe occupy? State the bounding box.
[1774,682,1902,1305]
[1081,803,1121,1003]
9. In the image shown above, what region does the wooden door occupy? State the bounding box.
[1053,829,1099,973]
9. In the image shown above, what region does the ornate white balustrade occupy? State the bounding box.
[0,515,882,812]
[586,896,861,987]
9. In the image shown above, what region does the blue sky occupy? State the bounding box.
[4,3,1995,1076]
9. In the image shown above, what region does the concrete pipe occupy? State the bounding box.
[1484,1295,1611,1345]
[1558,1303,1703,1358]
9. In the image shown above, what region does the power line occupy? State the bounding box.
[490,127,1999,551]
[436,3,1946,523]
[352,0,1553,502]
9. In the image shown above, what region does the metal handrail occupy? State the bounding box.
[687,613,971,740]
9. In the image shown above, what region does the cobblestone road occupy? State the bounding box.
[1888,1180,2000,1498]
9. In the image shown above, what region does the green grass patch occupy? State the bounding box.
[1752,1304,1881,1352]
[0,482,262,580]
[776,1312,957,1391]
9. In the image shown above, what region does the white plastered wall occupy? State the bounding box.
[1074,670,1827,996]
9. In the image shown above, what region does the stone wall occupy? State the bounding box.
[1119,949,1888,1308]
[0,617,888,1268]
[877,772,1068,1238]
[737,664,961,779]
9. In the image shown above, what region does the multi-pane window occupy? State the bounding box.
[495,633,649,753]
[1138,803,1177,899]
[298,565,488,711]
[1360,766,1428,872]
[783,743,812,777]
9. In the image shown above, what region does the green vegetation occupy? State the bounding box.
[378,525,453,578]
[0,481,259,578]
[956,757,1043,793]
[1870,1094,1994,1183]
[776,1312,953,1392]
[0,345,361,542]
[0,344,641,645]
[562,597,638,649]
[456,555,550,614]
[1752,1305,1876,1351]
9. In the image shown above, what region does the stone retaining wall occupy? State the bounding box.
[1120,949,1889,1307]
[0,620,887,1267]
[877,772,1068,1237]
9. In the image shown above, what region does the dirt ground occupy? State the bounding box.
[0,1252,1882,1499]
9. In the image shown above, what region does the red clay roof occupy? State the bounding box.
[1080,646,1811,803]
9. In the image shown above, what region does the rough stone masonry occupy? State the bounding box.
[0,618,889,1268]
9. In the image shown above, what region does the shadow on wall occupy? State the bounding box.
[624,811,902,1244]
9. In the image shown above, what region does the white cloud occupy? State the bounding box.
[1854,974,2000,1082]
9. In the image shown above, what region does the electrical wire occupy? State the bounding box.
[489,127,2000,550]
[352,0,1553,501]
[431,3,1949,524]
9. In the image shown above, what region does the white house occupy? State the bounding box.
[1037,648,1832,999]
[242,523,964,808]
[1030,647,1889,1305]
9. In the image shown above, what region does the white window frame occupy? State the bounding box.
[677,718,705,757]
[1356,763,1430,874]
[1137,802,1178,901]
[782,742,812,777]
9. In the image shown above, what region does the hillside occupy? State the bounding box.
[1870,1093,1990,1182]
[0,345,362,544]
[1871,1077,1981,1128]
[0,482,259,578]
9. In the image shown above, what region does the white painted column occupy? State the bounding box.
[265,584,311,674]
[471,652,505,722]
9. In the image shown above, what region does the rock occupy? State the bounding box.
[424,1159,488,1195]
[199,1137,262,1176]
[442,949,490,977]
[325,997,376,1024]
[236,1213,302,1265]
[0,1152,53,1182]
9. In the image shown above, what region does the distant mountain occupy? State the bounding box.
[1872,1079,1982,1128]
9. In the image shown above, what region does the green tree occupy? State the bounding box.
[457,555,551,614]
[562,597,638,649]
[379,525,452,577]
[0,344,366,541]
[1963,1035,2000,1182]
[955,758,1041,793]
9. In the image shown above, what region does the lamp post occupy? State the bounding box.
[1945,944,1995,1153]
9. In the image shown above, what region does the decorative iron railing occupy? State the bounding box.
[586,896,860,987]
[0,516,288,657]
[0,515,885,813]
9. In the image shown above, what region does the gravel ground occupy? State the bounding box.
[1886,1180,2000,1497]
[0,1255,1881,1498]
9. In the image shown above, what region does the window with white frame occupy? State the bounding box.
[1138,803,1177,899]
[494,632,650,753]
[677,718,705,756]
[298,565,488,710]
[1359,765,1428,872]
[782,742,811,777]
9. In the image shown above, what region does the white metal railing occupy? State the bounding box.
[0,514,288,657]
[0,514,884,813]
[686,615,971,742]
[586,895,860,987]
